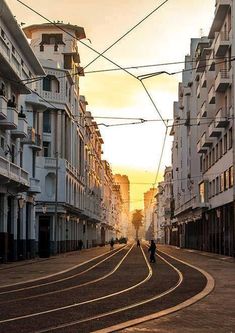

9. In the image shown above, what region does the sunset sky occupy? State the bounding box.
[7,0,215,209]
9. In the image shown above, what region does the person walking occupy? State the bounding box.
[148,240,156,263]
[110,238,114,250]
[136,239,140,247]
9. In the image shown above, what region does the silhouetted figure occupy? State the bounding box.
[148,240,156,263]
[78,239,83,250]
[137,239,140,247]
[110,238,114,250]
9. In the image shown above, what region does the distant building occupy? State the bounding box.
[143,188,157,240]
[114,174,130,238]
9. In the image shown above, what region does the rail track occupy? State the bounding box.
[0,244,211,333]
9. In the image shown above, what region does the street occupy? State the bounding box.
[0,244,212,333]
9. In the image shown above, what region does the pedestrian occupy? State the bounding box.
[79,239,83,250]
[110,238,114,250]
[148,240,156,263]
[137,239,140,247]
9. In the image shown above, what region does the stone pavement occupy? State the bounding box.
[119,245,235,333]
[0,245,115,287]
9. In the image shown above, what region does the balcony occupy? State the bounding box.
[25,92,47,110]
[197,140,207,154]
[197,112,201,125]
[208,85,215,104]
[215,69,231,92]
[11,117,28,138]
[28,177,41,193]
[0,95,7,120]
[215,107,229,127]
[215,31,230,56]
[0,156,29,189]
[0,107,18,129]
[196,84,200,98]
[201,101,207,117]
[22,127,42,150]
[208,0,232,38]
[208,120,221,137]
[201,132,213,148]
[201,71,207,88]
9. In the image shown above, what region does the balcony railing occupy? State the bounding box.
[0,95,7,120]
[22,127,41,150]
[11,117,28,138]
[215,31,230,56]
[208,120,221,137]
[215,69,231,92]
[215,107,229,127]
[0,107,19,129]
[208,85,215,104]
[0,156,29,187]
[201,101,207,117]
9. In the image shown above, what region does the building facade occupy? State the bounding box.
[0,0,45,262]
[171,0,234,256]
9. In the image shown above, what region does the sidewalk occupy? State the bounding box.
[120,245,235,333]
[0,245,114,287]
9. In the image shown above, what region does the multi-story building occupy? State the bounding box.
[156,167,173,244]
[143,188,156,240]
[114,174,130,238]
[22,23,104,255]
[0,0,45,262]
[171,0,234,256]
[101,160,114,243]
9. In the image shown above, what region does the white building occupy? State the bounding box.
[171,0,234,256]
[0,0,45,262]
[23,23,103,255]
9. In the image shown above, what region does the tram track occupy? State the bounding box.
[0,244,134,304]
[0,245,129,294]
[0,245,212,333]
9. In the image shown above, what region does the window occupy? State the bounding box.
[224,133,227,154]
[199,182,205,203]
[220,173,224,192]
[215,144,219,161]
[228,128,232,149]
[0,137,4,150]
[229,166,233,187]
[43,76,51,91]
[211,148,215,165]
[43,141,50,157]
[43,111,51,133]
[225,170,229,190]
[41,34,64,45]
[219,139,222,158]
[11,144,15,163]
[216,177,220,195]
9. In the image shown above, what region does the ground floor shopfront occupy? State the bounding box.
[170,202,234,257]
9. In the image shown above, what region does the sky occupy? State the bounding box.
[7,0,215,210]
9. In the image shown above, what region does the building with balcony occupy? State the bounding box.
[170,0,234,256]
[0,0,45,262]
[22,22,105,255]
